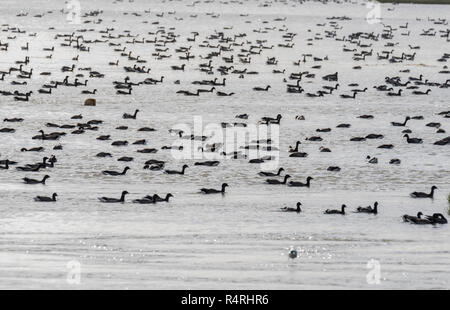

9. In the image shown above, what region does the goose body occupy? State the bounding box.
[325,204,346,215]
[34,193,57,202]
[23,175,50,185]
[266,175,291,185]
[281,202,302,213]
[356,202,378,214]
[102,167,130,176]
[99,191,129,203]
[200,183,228,194]
[410,186,437,198]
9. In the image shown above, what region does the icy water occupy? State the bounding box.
[0,0,449,289]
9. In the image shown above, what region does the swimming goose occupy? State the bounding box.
[102,167,130,176]
[410,186,437,198]
[259,168,284,177]
[402,212,432,224]
[387,89,402,96]
[288,141,301,153]
[194,161,220,167]
[391,116,410,127]
[21,147,44,152]
[288,176,313,187]
[356,202,378,214]
[412,89,431,95]
[81,89,97,94]
[281,202,302,213]
[403,134,423,144]
[123,109,139,119]
[325,205,346,215]
[117,88,132,95]
[23,175,50,185]
[99,191,129,203]
[425,213,447,224]
[133,195,156,204]
[150,193,173,202]
[164,164,188,175]
[34,193,57,202]
[266,175,291,185]
[200,183,228,194]
[340,91,357,99]
[253,85,271,91]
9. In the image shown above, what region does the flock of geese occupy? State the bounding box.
[0,0,449,227]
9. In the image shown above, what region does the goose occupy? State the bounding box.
[35,130,65,141]
[38,88,52,94]
[323,84,339,91]
[184,90,201,96]
[34,193,57,202]
[403,134,423,144]
[289,249,298,259]
[253,85,271,91]
[412,89,431,95]
[96,152,112,158]
[327,166,341,172]
[281,202,302,213]
[102,167,130,176]
[389,158,401,165]
[266,175,291,185]
[16,163,45,172]
[288,141,301,153]
[23,175,50,185]
[21,147,44,152]
[99,191,129,203]
[425,213,447,224]
[81,89,97,94]
[410,186,437,198]
[164,164,188,175]
[132,139,146,145]
[367,156,378,164]
[61,64,75,72]
[387,89,402,96]
[258,168,284,177]
[409,74,423,81]
[217,91,234,96]
[117,88,132,95]
[151,193,173,202]
[133,196,156,204]
[0,128,15,133]
[352,87,368,93]
[123,109,139,119]
[197,87,215,93]
[97,135,111,141]
[288,176,313,187]
[402,212,433,224]
[171,64,186,71]
[111,140,128,147]
[4,118,24,123]
[356,202,378,214]
[289,152,308,158]
[14,93,31,101]
[306,92,323,98]
[325,204,346,215]
[200,183,228,194]
[194,161,220,167]
[391,116,410,127]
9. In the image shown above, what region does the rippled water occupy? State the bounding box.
[0,0,449,289]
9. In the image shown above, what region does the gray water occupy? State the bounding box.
[0,0,449,289]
